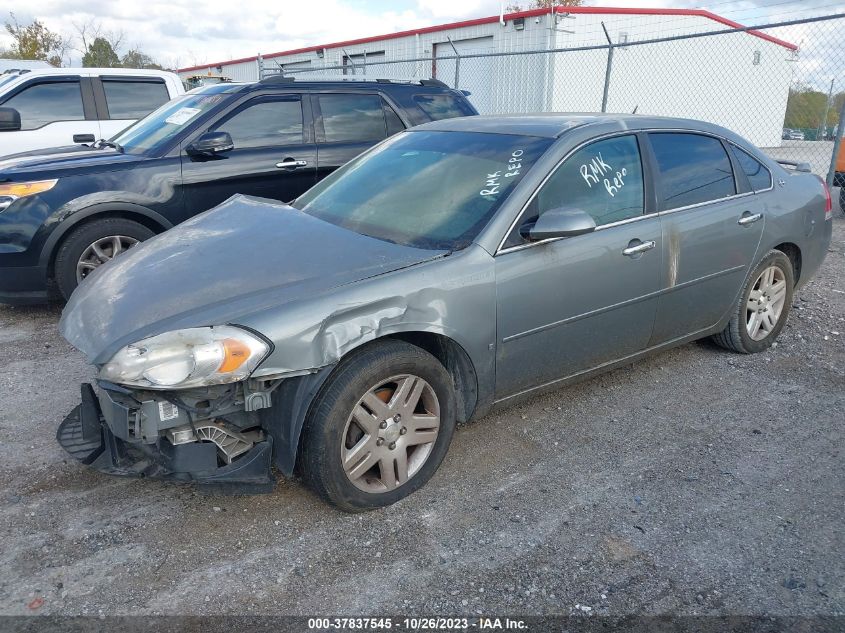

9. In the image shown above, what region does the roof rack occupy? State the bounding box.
[258,75,448,87]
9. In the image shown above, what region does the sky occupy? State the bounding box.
[0,0,841,71]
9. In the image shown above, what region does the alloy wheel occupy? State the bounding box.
[341,374,441,493]
[76,235,140,283]
[746,265,787,341]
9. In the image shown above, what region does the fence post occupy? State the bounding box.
[447,36,460,89]
[818,78,834,141]
[600,22,614,113]
[342,48,356,75]
[257,54,264,80]
[826,98,845,187]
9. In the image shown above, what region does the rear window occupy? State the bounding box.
[414,94,474,121]
[317,94,387,143]
[103,80,170,120]
[649,132,736,210]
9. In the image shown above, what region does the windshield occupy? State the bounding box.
[294,130,552,251]
[110,88,235,154]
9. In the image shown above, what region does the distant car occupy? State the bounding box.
[0,68,184,157]
[782,128,792,140]
[788,129,805,141]
[0,77,477,303]
[57,114,833,511]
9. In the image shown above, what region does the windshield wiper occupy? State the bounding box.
[93,139,124,153]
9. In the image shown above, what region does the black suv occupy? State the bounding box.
[0,77,477,303]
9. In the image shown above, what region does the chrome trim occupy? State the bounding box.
[0,195,18,212]
[494,127,758,256]
[622,240,656,256]
[738,213,763,226]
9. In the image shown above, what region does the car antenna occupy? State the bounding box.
[632,105,638,114]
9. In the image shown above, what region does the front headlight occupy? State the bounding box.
[99,326,270,389]
[0,179,58,212]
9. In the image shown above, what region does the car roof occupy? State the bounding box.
[4,67,178,78]
[414,113,742,140]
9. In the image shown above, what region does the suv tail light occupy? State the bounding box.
[817,175,833,220]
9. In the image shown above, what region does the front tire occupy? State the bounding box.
[300,339,457,512]
[711,249,794,354]
[54,218,154,300]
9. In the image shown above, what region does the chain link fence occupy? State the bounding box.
[262,13,845,189]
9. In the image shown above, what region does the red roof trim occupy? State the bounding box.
[177,6,796,73]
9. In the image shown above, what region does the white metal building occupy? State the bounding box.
[177,7,797,147]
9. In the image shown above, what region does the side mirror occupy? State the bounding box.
[520,207,597,241]
[186,131,233,157]
[0,107,21,132]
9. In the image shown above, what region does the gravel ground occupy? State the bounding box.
[0,217,843,619]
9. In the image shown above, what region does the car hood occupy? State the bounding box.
[0,146,136,177]
[60,195,447,364]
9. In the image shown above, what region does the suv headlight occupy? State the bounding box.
[99,326,270,389]
[0,179,58,212]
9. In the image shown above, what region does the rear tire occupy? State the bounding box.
[711,249,794,354]
[54,218,154,300]
[299,339,457,512]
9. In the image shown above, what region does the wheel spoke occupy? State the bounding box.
[351,404,380,435]
[111,236,124,256]
[769,282,786,306]
[343,438,378,480]
[394,449,409,486]
[379,456,399,490]
[361,391,391,420]
[91,242,109,262]
[748,312,763,338]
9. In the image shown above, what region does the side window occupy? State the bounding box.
[731,145,772,192]
[649,133,736,209]
[214,98,303,149]
[317,94,386,143]
[2,81,85,130]
[102,80,170,120]
[383,99,405,136]
[535,135,644,228]
[413,94,474,120]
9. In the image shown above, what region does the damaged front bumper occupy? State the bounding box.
[57,383,276,493]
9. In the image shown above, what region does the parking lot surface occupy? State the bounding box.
[0,217,843,617]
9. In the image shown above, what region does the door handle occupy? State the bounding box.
[622,240,656,257]
[276,159,308,169]
[738,212,763,226]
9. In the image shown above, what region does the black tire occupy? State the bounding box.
[54,218,155,300]
[711,249,794,354]
[300,339,457,512]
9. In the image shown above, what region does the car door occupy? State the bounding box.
[312,92,405,181]
[495,133,662,397]
[0,76,100,155]
[646,132,765,345]
[179,94,317,210]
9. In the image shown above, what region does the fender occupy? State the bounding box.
[38,202,174,268]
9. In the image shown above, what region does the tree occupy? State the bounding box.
[3,12,68,66]
[784,83,844,132]
[121,49,163,70]
[81,36,120,67]
[506,0,584,10]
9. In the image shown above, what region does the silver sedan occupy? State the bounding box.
[58,114,833,510]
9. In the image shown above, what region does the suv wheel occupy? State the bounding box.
[54,218,154,300]
[299,339,457,512]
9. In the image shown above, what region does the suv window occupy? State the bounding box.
[649,133,735,209]
[214,98,303,149]
[414,94,475,120]
[317,94,386,143]
[731,145,772,192]
[102,79,170,120]
[2,81,84,130]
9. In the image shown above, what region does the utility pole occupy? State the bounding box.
[818,78,834,140]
